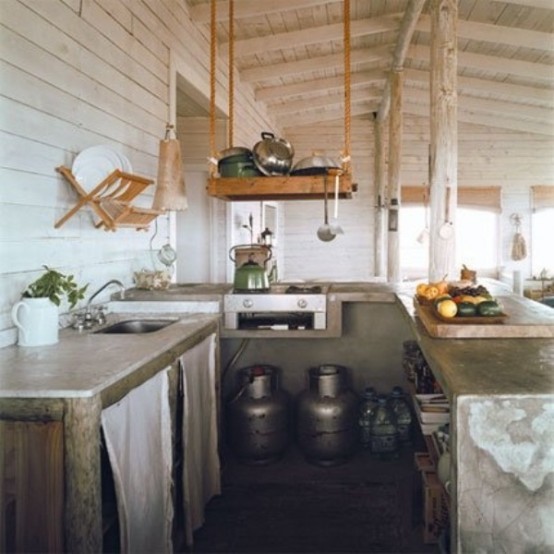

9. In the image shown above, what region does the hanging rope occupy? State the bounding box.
[343,0,352,175]
[209,0,217,173]
[228,0,235,147]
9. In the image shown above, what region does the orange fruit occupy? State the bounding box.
[431,281,449,295]
[416,283,429,297]
[423,286,440,300]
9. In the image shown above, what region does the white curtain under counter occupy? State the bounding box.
[100,332,220,552]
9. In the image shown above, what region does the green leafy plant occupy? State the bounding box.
[22,266,88,309]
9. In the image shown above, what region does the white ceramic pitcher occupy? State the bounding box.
[11,298,59,346]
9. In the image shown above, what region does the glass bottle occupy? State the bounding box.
[358,387,379,448]
[369,395,399,459]
[387,386,413,444]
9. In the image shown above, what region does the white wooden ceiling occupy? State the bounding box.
[184,0,554,137]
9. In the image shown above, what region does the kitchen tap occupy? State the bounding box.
[87,279,126,308]
[81,279,125,329]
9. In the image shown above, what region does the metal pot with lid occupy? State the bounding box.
[218,146,262,178]
[252,132,294,176]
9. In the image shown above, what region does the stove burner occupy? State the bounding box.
[285,285,322,294]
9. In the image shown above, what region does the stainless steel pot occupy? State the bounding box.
[252,132,294,176]
[291,154,340,176]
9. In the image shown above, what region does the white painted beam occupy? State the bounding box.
[220,14,402,58]
[255,69,386,102]
[418,13,554,52]
[408,44,554,84]
[190,0,339,23]
[240,44,393,83]
[404,68,554,107]
[267,86,383,115]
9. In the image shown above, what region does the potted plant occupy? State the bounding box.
[12,266,88,347]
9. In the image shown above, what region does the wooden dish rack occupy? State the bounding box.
[54,166,163,231]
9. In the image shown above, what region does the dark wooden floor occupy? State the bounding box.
[190,439,439,554]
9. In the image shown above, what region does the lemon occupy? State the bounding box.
[437,299,458,318]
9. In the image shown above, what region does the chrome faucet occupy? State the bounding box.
[87,279,126,308]
[81,279,125,329]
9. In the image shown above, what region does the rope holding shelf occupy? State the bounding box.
[206,0,355,200]
[209,0,217,176]
[343,0,352,176]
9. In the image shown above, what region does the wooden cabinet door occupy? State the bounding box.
[0,420,64,552]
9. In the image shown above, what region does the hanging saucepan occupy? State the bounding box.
[218,147,262,178]
[291,154,340,176]
[252,132,294,176]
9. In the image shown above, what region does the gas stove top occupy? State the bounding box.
[224,284,328,330]
[231,283,328,295]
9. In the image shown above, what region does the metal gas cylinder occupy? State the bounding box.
[227,365,290,464]
[296,365,359,466]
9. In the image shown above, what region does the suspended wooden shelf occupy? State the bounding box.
[55,166,163,231]
[207,174,357,201]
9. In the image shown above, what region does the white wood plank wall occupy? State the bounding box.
[0,0,274,347]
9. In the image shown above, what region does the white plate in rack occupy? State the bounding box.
[72,145,133,193]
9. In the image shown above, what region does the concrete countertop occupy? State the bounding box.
[0,312,219,399]
[396,294,554,398]
[2,280,552,401]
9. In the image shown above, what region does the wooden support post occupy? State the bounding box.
[377,0,426,122]
[429,0,458,281]
[374,114,387,277]
[387,69,403,283]
[63,396,102,553]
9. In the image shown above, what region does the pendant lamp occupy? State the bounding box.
[152,124,188,211]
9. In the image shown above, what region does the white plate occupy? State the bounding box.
[72,145,133,193]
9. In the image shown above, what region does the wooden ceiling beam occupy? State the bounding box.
[219,14,402,58]
[404,68,554,106]
[404,98,553,135]
[409,44,554,84]
[490,0,554,9]
[190,0,338,23]
[255,69,387,102]
[240,44,393,83]
[267,86,383,115]
[406,86,553,122]
[417,13,554,52]
[280,102,379,128]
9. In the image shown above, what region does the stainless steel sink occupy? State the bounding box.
[94,318,177,334]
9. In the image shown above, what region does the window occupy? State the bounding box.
[531,186,554,278]
[399,206,499,280]
[531,208,554,278]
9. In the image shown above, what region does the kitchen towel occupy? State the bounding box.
[180,333,221,545]
[101,369,173,554]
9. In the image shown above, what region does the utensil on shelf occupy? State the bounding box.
[317,174,336,242]
[331,173,344,235]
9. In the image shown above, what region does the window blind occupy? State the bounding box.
[401,186,502,213]
[532,185,554,212]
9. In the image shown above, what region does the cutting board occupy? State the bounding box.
[414,296,554,339]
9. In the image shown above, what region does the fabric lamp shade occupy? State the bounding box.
[152,137,188,211]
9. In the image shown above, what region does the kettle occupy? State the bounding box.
[233,255,270,291]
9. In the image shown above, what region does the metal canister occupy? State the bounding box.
[227,365,290,464]
[296,365,359,466]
